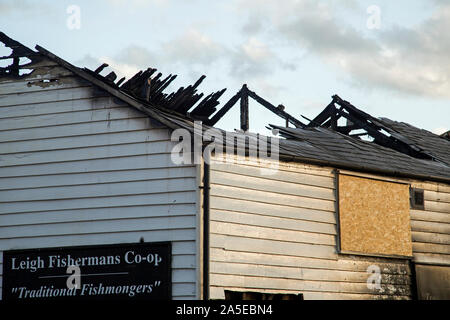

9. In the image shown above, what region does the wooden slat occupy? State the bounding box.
[211,156,333,177]
[0,140,173,167]
[410,209,450,224]
[413,252,450,265]
[425,190,450,203]
[0,117,157,143]
[0,166,195,190]
[210,261,410,285]
[0,191,196,215]
[210,184,335,212]
[210,234,337,260]
[0,97,126,118]
[211,161,334,187]
[211,170,334,200]
[210,196,336,224]
[0,154,189,178]
[211,220,335,245]
[411,231,450,245]
[0,177,196,202]
[425,200,450,214]
[0,204,196,227]
[412,242,450,254]
[0,75,89,95]
[0,216,196,239]
[0,85,103,107]
[410,220,450,235]
[0,106,146,131]
[210,210,336,235]
[209,248,410,274]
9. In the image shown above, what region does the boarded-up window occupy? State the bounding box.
[338,174,413,257]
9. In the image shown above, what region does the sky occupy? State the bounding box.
[1,0,449,135]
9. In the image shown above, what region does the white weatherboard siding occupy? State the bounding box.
[0,64,199,299]
[209,156,412,300]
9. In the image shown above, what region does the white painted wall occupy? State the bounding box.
[0,65,200,299]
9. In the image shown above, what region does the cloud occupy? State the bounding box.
[432,127,449,135]
[236,0,450,98]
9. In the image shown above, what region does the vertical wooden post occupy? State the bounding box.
[240,84,249,131]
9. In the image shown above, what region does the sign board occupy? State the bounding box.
[2,242,171,301]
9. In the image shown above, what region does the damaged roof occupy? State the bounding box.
[1,32,450,183]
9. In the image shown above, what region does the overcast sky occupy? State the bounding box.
[1,0,449,135]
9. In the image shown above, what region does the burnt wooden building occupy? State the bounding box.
[0,33,449,300]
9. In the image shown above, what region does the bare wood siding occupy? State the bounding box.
[209,157,412,300]
[410,182,450,266]
[0,65,199,299]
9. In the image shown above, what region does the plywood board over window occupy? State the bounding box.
[338,173,413,258]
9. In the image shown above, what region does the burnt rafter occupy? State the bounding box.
[0,32,44,79]
[206,83,306,130]
[306,94,435,161]
[83,62,227,122]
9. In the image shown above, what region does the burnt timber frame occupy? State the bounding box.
[306,95,435,161]
[206,84,305,130]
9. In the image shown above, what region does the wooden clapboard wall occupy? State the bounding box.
[208,156,412,300]
[409,181,450,266]
[0,60,200,300]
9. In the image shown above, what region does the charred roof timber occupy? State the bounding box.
[1,31,449,174]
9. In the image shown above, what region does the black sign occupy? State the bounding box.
[2,242,171,301]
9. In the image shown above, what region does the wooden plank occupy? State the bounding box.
[211,220,335,245]
[425,200,450,214]
[0,75,89,95]
[0,129,170,155]
[0,85,103,107]
[0,140,173,167]
[410,220,450,235]
[210,261,410,285]
[0,106,146,131]
[0,191,196,215]
[0,204,196,227]
[0,117,157,143]
[210,210,336,235]
[211,156,333,177]
[0,166,195,190]
[410,209,450,224]
[210,184,335,212]
[172,283,196,297]
[0,154,190,178]
[211,170,334,201]
[413,252,450,265]
[0,97,127,119]
[412,242,450,254]
[0,216,196,239]
[0,232,196,252]
[209,248,410,274]
[425,190,450,203]
[210,234,337,260]
[0,66,73,84]
[411,231,450,245]
[211,162,334,188]
[0,177,196,202]
[210,196,336,224]
[209,274,411,296]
